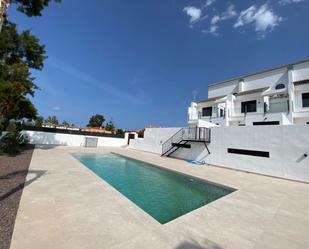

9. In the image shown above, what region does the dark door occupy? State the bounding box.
[128,133,135,145]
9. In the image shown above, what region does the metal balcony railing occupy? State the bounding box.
[229,100,289,117]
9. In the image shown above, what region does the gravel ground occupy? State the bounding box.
[0,145,34,249]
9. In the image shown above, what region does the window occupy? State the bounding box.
[241,100,257,113]
[227,148,270,158]
[302,92,309,108]
[275,83,285,90]
[219,108,225,117]
[253,121,280,126]
[202,107,212,117]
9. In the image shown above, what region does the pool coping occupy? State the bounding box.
[69,152,163,225]
[70,151,237,225]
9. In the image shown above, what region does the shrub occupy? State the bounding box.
[0,131,29,155]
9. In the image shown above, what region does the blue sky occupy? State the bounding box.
[8,0,309,129]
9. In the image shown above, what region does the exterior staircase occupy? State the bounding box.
[161,127,211,157]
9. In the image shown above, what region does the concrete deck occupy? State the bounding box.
[10,146,309,249]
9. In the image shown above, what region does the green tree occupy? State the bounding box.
[62,120,69,127]
[0,20,46,132]
[45,115,58,125]
[105,120,115,132]
[0,1,61,151]
[10,0,61,17]
[35,115,44,127]
[87,114,105,127]
[1,1,61,31]
[115,128,124,136]
[138,129,145,137]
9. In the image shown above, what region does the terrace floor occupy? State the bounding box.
[9,146,309,249]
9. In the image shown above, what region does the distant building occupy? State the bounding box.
[82,127,113,134]
[144,125,161,129]
[42,123,80,131]
[42,123,56,128]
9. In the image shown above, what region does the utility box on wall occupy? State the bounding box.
[84,137,98,147]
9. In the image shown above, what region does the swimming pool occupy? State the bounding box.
[73,153,234,224]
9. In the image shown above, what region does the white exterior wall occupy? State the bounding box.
[232,93,265,116]
[200,117,225,126]
[188,102,198,120]
[208,80,238,98]
[172,125,309,182]
[242,113,289,126]
[293,81,309,124]
[192,60,309,127]
[207,69,288,99]
[294,84,309,112]
[243,68,288,91]
[22,131,126,147]
[293,61,309,82]
[229,92,290,126]
[292,61,309,118]
[294,118,309,124]
[129,127,181,154]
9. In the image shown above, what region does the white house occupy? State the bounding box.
[188,59,309,127]
[130,60,309,183]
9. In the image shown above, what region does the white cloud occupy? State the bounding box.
[183,1,290,38]
[209,25,219,35]
[202,16,219,35]
[205,0,216,7]
[234,4,282,37]
[234,6,257,28]
[207,5,237,35]
[52,106,61,111]
[183,6,202,23]
[211,15,220,25]
[221,4,237,20]
[279,0,304,5]
[183,1,217,26]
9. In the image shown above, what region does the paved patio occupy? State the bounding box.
[10,146,309,249]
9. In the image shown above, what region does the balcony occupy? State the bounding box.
[229,100,289,117]
[199,106,225,119]
[266,100,289,114]
[229,107,263,118]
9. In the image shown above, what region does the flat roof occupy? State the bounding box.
[235,87,269,96]
[208,58,309,88]
[198,95,226,103]
[294,79,309,86]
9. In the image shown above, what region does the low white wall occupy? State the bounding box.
[22,130,126,147]
[129,127,181,154]
[172,125,309,182]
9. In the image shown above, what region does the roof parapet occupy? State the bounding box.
[208,59,309,88]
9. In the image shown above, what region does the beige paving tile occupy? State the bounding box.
[9,146,309,249]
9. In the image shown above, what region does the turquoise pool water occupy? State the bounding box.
[73,153,234,224]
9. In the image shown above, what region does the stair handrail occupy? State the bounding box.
[161,128,184,155]
[161,127,211,156]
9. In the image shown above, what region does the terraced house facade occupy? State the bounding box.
[188,59,309,127]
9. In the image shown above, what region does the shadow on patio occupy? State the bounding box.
[0,169,46,201]
[175,239,223,249]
